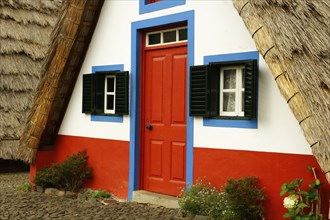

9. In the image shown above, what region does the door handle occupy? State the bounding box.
[146,124,153,130]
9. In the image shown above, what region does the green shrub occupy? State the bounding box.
[222,177,265,220]
[178,177,265,219]
[280,167,324,220]
[34,150,93,192]
[33,164,62,189]
[90,190,111,199]
[16,182,32,192]
[178,178,224,217]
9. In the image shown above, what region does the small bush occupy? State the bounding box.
[222,177,265,220]
[16,182,31,192]
[178,178,224,217]
[178,177,265,219]
[34,150,93,192]
[90,190,111,199]
[33,164,62,189]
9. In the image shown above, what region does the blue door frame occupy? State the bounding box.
[128,10,195,199]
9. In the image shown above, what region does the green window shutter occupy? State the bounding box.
[244,60,258,119]
[190,65,209,116]
[82,73,94,113]
[94,73,106,114]
[115,71,129,115]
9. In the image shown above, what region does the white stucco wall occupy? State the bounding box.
[59,0,310,154]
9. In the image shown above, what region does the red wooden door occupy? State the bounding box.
[142,45,187,196]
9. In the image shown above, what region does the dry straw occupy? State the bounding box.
[233,0,330,183]
[17,0,87,163]
[0,0,103,163]
[0,0,67,160]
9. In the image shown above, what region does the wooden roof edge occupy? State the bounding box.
[16,0,104,163]
[40,0,105,148]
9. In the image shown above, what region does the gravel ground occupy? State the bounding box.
[0,172,179,220]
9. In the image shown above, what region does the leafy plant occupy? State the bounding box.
[178,178,224,218]
[16,182,32,192]
[222,177,265,220]
[280,166,323,220]
[34,150,93,192]
[33,164,62,189]
[90,190,111,199]
[178,177,265,219]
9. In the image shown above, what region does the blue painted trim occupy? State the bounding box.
[91,64,124,123]
[92,64,124,73]
[129,10,195,200]
[91,115,124,123]
[139,0,186,14]
[203,51,259,129]
[203,118,257,128]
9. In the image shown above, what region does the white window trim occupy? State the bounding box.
[146,27,187,47]
[104,75,116,114]
[219,65,245,117]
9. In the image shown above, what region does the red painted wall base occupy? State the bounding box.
[30,135,129,199]
[194,147,329,220]
[31,135,329,219]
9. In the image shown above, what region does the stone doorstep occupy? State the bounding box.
[132,190,179,209]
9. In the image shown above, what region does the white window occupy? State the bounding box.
[220,66,245,117]
[146,27,187,47]
[104,75,116,114]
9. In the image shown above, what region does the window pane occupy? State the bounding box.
[148,33,161,45]
[242,68,245,89]
[223,92,236,112]
[107,77,114,92]
[179,28,187,41]
[106,95,114,110]
[224,69,236,89]
[163,30,176,43]
[241,91,245,111]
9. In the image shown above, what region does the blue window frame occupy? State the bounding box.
[90,64,125,123]
[202,51,259,129]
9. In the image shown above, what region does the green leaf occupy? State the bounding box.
[280,190,288,196]
[309,182,315,188]
[283,213,292,218]
[289,189,297,194]
[281,184,288,190]
[315,179,320,185]
[288,208,295,215]
[297,203,308,208]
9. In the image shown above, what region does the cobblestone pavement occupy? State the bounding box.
[0,172,179,220]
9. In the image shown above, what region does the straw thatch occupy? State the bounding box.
[0,0,104,163]
[232,0,330,183]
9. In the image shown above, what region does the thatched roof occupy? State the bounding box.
[233,0,330,183]
[0,0,104,163]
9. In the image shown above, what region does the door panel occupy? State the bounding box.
[150,140,163,177]
[171,54,187,124]
[142,45,187,196]
[171,142,186,180]
[151,57,164,122]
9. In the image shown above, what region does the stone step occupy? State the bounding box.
[132,190,179,209]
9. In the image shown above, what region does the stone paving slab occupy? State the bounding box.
[0,172,179,220]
